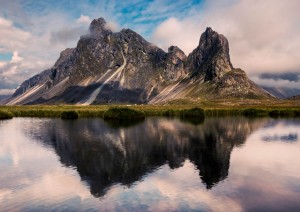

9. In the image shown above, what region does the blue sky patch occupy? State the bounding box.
[0,52,12,62]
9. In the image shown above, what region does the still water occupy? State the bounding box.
[0,117,300,211]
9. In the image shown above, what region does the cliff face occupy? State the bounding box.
[187,27,233,81]
[7,18,272,105]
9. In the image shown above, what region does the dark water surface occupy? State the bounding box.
[0,117,300,211]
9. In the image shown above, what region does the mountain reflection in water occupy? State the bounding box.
[26,117,262,196]
[1,117,300,211]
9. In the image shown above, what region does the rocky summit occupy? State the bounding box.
[7,18,272,105]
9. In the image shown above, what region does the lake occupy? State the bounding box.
[0,117,300,211]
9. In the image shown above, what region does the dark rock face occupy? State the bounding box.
[187,27,233,81]
[7,18,272,105]
[89,17,111,36]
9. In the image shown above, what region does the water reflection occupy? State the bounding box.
[260,120,299,143]
[25,117,264,195]
[1,117,300,211]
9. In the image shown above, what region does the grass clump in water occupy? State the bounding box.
[243,108,258,117]
[180,107,205,118]
[269,109,280,118]
[179,108,205,125]
[294,109,300,117]
[0,110,13,119]
[103,107,145,120]
[61,111,79,119]
[242,108,269,117]
[162,109,176,117]
[269,109,295,118]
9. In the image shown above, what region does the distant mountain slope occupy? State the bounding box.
[0,95,11,105]
[262,87,300,99]
[7,18,272,105]
[288,95,300,100]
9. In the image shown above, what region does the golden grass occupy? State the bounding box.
[0,99,299,118]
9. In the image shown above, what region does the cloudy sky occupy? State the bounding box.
[0,0,300,95]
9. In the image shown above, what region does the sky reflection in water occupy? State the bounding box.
[0,117,300,211]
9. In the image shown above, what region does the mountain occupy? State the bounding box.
[0,95,11,104]
[288,95,300,100]
[6,18,272,105]
[262,86,300,99]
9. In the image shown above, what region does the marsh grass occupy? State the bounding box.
[162,109,176,117]
[103,107,145,120]
[0,110,13,119]
[61,111,79,119]
[178,108,205,125]
[180,108,205,118]
[0,104,299,119]
[243,108,267,117]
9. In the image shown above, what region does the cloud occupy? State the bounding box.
[105,21,120,32]
[0,17,31,50]
[152,0,300,80]
[50,27,87,44]
[76,14,91,25]
[250,76,300,89]
[0,51,25,89]
[259,73,300,82]
[0,89,15,95]
[153,17,202,55]
[0,13,89,92]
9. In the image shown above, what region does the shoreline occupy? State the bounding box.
[0,102,300,118]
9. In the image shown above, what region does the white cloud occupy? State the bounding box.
[105,21,120,32]
[11,51,23,63]
[0,17,13,27]
[0,51,25,86]
[0,14,89,91]
[250,76,300,89]
[153,17,202,54]
[76,14,91,25]
[0,89,15,95]
[152,0,300,80]
[0,17,31,50]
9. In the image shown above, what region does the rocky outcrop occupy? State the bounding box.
[7,18,272,105]
[187,27,233,81]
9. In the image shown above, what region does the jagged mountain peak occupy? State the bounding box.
[7,20,272,105]
[188,27,233,81]
[200,27,230,56]
[118,28,152,47]
[168,46,187,61]
[89,17,112,36]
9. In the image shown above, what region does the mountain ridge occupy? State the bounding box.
[6,17,272,105]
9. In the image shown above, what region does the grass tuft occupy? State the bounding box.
[179,108,205,124]
[0,110,13,119]
[61,111,79,119]
[162,109,176,117]
[242,108,266,117]
[103,107,145,120]
[180,107,205,118]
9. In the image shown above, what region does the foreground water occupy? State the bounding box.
[0,117,300,211]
